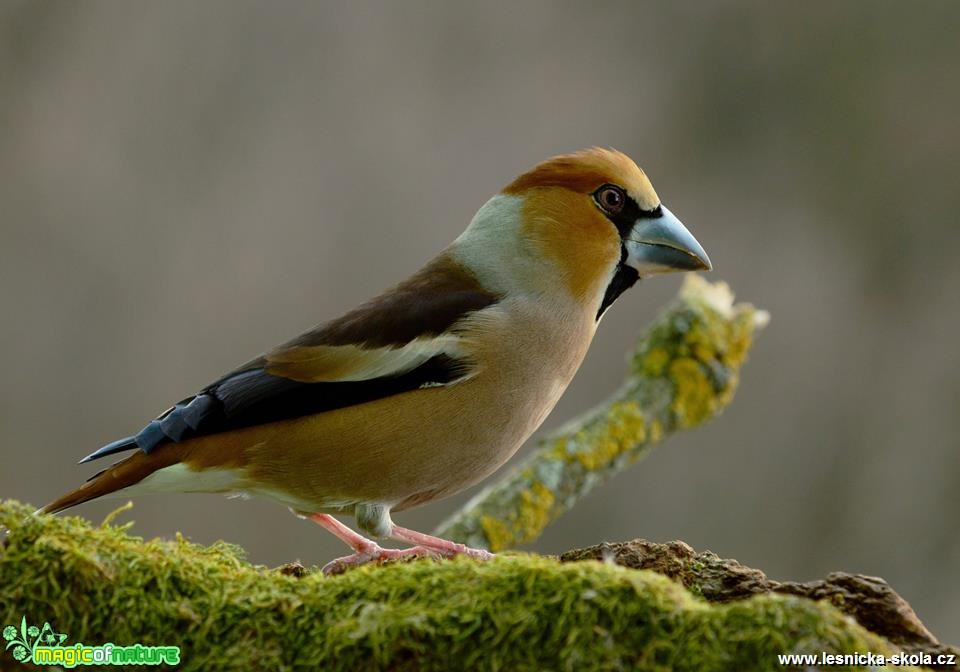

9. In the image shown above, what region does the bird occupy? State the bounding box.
[41,148,711,574]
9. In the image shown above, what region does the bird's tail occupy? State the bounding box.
[39,449,178,515]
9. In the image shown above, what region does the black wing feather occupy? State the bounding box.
[79,354,464,463]
[79,254,499,464]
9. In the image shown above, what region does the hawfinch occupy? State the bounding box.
[43,148,711,573]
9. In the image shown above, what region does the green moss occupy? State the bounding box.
[0,500,913,671]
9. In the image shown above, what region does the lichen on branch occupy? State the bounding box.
[437,275,769,551]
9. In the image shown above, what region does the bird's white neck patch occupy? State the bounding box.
[453,194,566,301]
[451,194,525,294]
[452,193,618,322]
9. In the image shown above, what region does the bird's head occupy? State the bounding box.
[454,148,711,319]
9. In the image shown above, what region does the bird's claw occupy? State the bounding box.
[428,544,494,561]
[462,547,495,561]
[321,544,433,575]
[321,543,495,575]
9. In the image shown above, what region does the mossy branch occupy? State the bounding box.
[0,500,937,672]
[437,275,770,551]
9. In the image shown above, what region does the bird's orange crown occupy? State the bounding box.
[502,148,661,302]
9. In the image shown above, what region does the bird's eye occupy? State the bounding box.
[595,185,626,214]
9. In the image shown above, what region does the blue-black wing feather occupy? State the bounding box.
[78,354,463,463]
[79,256,499,464]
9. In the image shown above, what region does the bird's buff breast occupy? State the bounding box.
[238,302,595,512]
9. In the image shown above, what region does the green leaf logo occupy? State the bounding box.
[3,616,68,664]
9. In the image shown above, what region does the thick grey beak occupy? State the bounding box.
[623,205,711,277]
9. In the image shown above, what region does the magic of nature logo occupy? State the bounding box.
[3,616,180,667]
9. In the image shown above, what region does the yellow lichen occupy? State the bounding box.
[480,515,513,553]
[641,346,670,377]
[573,401,647,471]
[480,482,556,551]
[722,313,756,367]
[648,420,664,443]
[515,482,556,544]
[548,436,570,462]
[683,319,721,364]
[669,358,716,428]
[716,372,741,408]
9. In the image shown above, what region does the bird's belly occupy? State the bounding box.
[400,369,572,504]
[233,302,594,513]
[235,360,573,512]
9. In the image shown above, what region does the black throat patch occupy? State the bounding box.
[596,246,640,319]
[592,186,660,320]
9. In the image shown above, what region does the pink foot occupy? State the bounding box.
[307,512,494,575]
[322,544,433,575]
[308,513,440,575]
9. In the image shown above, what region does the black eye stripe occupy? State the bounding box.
[592,186,660,321]
[592,184,662,239]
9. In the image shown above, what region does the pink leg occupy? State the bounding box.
[390,525,495,561]
[309,514,432,575]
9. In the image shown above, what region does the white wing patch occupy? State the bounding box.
[265,335,467,384]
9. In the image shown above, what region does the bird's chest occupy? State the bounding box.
[426,304,595,493]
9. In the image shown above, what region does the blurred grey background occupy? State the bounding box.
[1,0,958,643]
